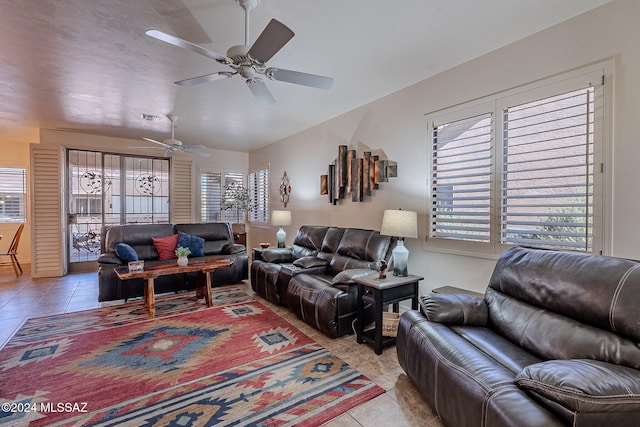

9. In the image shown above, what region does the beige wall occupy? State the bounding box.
[0,129,38,264]
[248,0,640,294]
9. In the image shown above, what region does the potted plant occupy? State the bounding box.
[221,181,253,232]
[175,246,191,266]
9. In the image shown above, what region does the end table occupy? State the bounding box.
[354,273,423,355]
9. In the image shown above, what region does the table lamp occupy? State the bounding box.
[271,210,292,248]
[380,209,418,276]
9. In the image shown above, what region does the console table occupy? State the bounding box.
[354,273,424,355]
[115,258,233,317]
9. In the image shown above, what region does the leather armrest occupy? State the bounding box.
[516,359,640,412]
[97,253,122,265]
[261,248,294,263]
[419,293,488,326]
[293,256,329,269]
[223,243,247,255]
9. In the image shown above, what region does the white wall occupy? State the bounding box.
[248,0,640,294]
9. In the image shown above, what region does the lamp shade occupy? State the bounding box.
[271,210,292,226]
[380,209,418,239]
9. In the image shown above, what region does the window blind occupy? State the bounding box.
[249,168,269,223]
[430,113,492,242]
[501,87,594,251]
[200,171,222,222]
[0,167,27,222]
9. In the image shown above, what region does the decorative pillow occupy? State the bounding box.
[516,359,640,412]
[115,243,138,263]
[177,231,205,257]
[419,293,488,326]
[152,234,178,260]
[293,256,329,269]
[331,268,377,285]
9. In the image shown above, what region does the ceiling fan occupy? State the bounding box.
[133,114,210,158]
[145,0,334,104]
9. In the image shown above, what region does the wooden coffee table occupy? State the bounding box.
[114,258,233,317]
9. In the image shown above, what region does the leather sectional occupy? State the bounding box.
[97,222,248,301]
[251,225,395,337]
[397,246,640,427]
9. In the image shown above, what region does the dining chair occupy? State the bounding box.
[0,223,25,277]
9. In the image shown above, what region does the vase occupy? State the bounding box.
[177,256,188,267]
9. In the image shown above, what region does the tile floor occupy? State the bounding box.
[0,265,444,427]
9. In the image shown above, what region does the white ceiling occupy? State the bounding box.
[0,0,610,153]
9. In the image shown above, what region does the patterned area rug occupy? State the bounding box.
[0,287,384,426]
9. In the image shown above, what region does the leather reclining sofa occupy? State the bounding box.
[397,246,640,427]
[251,225,394,337]
[98,222,248,302]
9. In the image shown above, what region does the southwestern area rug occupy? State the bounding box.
[0,287,384,426]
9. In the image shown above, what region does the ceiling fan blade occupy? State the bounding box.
[246,78,275,105]
[266,68,334,90]
[181,144,207,149]
[143,137,171,148]
[145,29,231,64]
[128,146,163,149]
[164,149,175,158]
[181,148,210,157]
[247,19,294,64]
[175,72,233,86]
[148,0,211,44]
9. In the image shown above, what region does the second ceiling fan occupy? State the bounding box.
[146,0,334,104]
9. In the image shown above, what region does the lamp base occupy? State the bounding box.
[276,226,286,248]
[392,239,409,277]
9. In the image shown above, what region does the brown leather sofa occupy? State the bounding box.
[98,222,248,301]
[397,246,640,427]
[251,225,394,337]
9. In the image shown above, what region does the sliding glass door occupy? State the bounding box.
[67,150,169,263]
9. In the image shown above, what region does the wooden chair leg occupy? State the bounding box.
[12,255,23,275]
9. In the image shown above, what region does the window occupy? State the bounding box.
[200,171,245,222]
[428,66,607,254]
[501,88,594,251]
[431,113,492,242]
[249,166,269,223]
[0,167,27,223]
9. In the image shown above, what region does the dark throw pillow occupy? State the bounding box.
[177,231,205,257]
[115,243,138,263]
[152,234,178,260]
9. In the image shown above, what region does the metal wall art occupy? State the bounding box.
[320,145,397,204]
[280,171,291,207]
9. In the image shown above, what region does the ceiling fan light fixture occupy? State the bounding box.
[236,0,259,12]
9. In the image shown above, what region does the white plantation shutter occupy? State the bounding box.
[223,172,245,223]
[201,171,222,222]
[200,171,245,222]
[427,64,606,254]
[171,159,193,223]
[30,145,64,277]
[430,113,493,242]
[501,87,595,251]
[249,167,269,223]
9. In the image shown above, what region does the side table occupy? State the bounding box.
[354,273,424,355]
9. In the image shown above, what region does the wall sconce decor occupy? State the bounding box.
[320,145,397,204]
